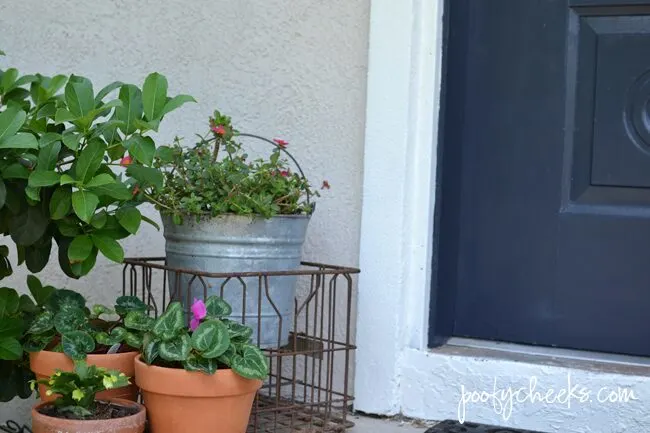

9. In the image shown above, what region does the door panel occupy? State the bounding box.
[435,0,650,356]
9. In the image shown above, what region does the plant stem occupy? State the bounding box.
[143,193,174,211]
[211,137,220,164]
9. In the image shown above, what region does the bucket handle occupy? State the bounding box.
[236,132,314,209]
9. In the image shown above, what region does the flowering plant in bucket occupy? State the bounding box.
[146,109,329,223]
[141,296,268,379]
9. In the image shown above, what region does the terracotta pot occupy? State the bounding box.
[31,398,146,433]
[30,351,139,402]
[134,355,262,433]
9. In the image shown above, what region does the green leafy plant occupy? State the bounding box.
[32,359,130,418]
[141,296,269,380]
[147,110,328,223]
[0,276,151,402]
[0,283,37,402]
[23,275,151,360]
[0,275,68,402]
[0,58,195,279]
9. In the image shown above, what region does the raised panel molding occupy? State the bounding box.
[564,6,650,208]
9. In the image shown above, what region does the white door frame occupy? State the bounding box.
[354,0,444,414]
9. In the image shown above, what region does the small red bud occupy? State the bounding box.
[120,156,133,166]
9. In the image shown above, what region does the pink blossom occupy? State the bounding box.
[190,298,207,331]
[273,138,288,149]
[191,298,207,320]
[211,125,226,136]
[120,155,133,166]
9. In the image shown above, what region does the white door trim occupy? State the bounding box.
[354,0,444,415]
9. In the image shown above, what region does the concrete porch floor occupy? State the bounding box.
[348,414,434,433]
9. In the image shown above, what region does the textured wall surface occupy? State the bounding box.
[0,0,369,422]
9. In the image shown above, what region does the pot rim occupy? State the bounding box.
[31,397,146,423]
[133,354,241,375]
[160,211,312,221]
[31,350,139,358]
[30,350,139,378]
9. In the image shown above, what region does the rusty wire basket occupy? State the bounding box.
[121,257,359,433]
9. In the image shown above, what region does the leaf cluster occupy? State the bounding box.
[23,278,151,360]
[0,277,150,401]
[33,360,130,418]
[141,296,268,380]
[0,61,195,280]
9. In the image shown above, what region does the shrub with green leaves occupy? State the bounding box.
[148,110,325,223]
[141,296,269,380]
[33,360,130,418]
[0,57,195,279]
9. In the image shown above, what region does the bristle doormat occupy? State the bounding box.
[425,419,546,433]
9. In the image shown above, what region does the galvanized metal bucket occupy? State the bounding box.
[162,213,310,348]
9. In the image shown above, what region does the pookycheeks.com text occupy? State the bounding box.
[457,373,638,423]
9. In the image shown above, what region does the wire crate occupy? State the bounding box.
[121,258,359,433]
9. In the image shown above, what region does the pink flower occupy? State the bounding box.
[321,180,331,190]
[211,125,226,136]
[190,298,207,331]
[120,155,133,166]
[280,170,289,177]
[273,138,288,149]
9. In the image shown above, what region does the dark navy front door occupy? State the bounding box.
[433,0,650,356]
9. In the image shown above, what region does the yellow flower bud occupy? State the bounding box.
[72,389,85,402]
[45,390,53,396]
[102,376,114,389]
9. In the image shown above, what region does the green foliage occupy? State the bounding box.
[0,280,44,402]
[33,360,130,418]
[25,283,152,360]
[0,275,153,401]
[141,296,269,380]
[0,59,195,280]
[148,110,321,221]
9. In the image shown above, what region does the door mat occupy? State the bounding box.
[0,420,32,433]
[425,420,546,433]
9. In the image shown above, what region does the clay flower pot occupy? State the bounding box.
[30,351,139,402]
[134,355,262,433]
[31,398,146,433]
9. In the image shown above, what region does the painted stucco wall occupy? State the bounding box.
[0,0,369,423]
